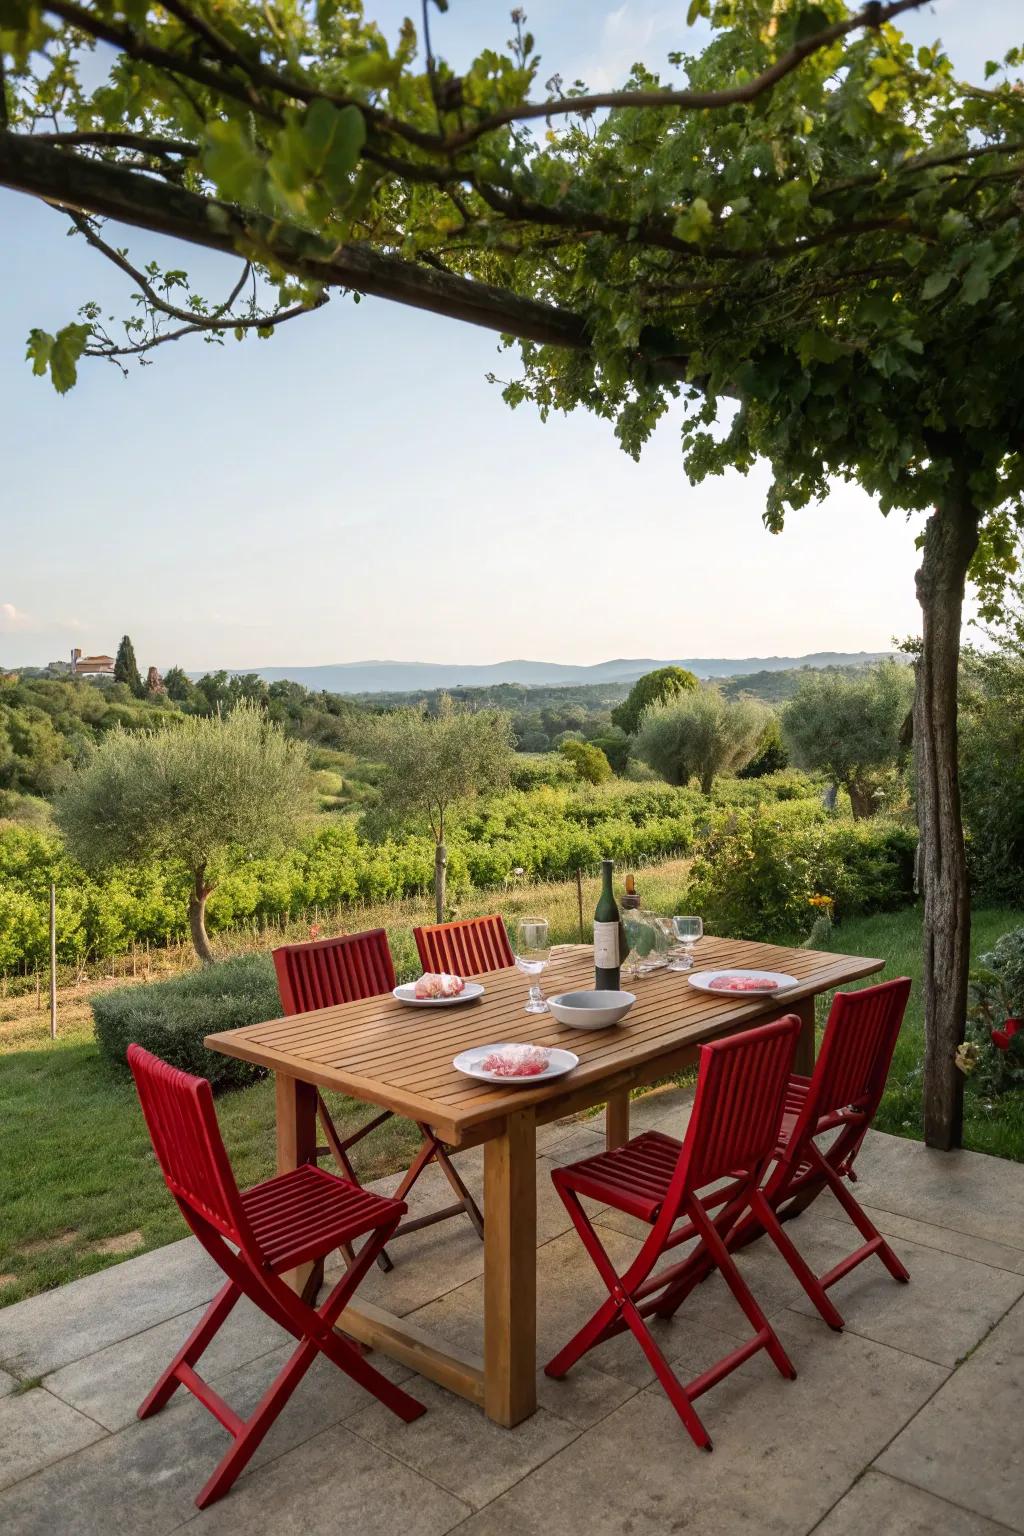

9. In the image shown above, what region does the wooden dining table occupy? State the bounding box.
[205,935,882,1428]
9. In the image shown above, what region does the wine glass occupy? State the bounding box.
[669,915,703,971]
[515,917,551,1013]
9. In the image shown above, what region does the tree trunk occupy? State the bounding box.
[847,780,875,820]
[914,488,980,1150]
[434,841,447,923]
[188,866,215,964]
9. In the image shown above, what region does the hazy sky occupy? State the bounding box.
[1,1,1019,672]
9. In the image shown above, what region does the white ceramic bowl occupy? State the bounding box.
[547,990,636,1030]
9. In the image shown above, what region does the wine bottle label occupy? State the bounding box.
[594,921,619,969]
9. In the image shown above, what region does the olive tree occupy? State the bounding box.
[783,662,914,818]
[611,667,699,736]
[56,702,313,961]
[366,695,514,920]
[636,690,767,795]
[5,0,1024,1145]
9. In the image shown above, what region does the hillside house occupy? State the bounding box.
[70,647,116,678]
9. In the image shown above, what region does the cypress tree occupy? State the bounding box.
[114,634,144,697]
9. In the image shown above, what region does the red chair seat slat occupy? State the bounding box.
[240,1165,402,1268]
[557,1130,685,1221]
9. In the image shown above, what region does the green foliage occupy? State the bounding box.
[965,927,1024,1096]
[960,636,1024,904]
[91,955,278,1089]
[162,665,195,703]
[611,667,699,736]
[559,738,613,785]
[509,753,576,790]
[783,662,914,817]
[55,703,313,958]
[635,688,767,793]
[364,694,515,844]
[113,635,144,698]
[737,713,789,778]
[686,806,918,943]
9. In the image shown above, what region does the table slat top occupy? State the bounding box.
[205,937,882,1142]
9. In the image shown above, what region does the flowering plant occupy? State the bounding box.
[961,928,1024,1095]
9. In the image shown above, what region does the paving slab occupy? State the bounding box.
[851,1132,1024,1253]
[43,1294,287,1431]
[455,1313,947,1536]
[781,1203,1024,1366]
[850,1203,1024,1275]
[812,1470,1013,1535]
[346,1376,579,1509]
[188,1423,470,1536]
[0,1237,221,1377]
[0,1370,17,1397]
[0,1386,107,1492]
[876,1294,1024,1532]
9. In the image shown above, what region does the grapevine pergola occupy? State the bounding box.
[2,0,1023,1147]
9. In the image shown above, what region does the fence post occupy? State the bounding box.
[49,883,57,1040]
[576,869,585,943]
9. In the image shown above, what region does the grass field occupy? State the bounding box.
[1,868,1020,1312]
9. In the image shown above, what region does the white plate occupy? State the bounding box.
[688,969,799,999]
[393,981,485,1008]
[452,1043,579,1086]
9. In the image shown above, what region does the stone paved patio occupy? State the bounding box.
[2,1086,1023,1535]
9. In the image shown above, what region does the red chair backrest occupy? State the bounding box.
[128,1043,246,1244]
[414,915,514,976]
[273,929,396,1014]
[673,1015,801,1198]
[796,977,911,1138]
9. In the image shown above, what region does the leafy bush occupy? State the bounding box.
[509,753,575,789]
[737,714,789,778]
[560,739,613,785]
[685,807,917,942]
[636,689,768,793]
[91,954,279,1088]
[960,646,1024,905]
[964,927,1024,1097]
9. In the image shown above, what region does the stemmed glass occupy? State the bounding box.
[515,917,551,1013]
[668,915,703,972]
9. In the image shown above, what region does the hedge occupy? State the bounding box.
[91,954,279,1089]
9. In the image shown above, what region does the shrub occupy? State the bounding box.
[737,714,789,778]
[560,739,613,785]
[960,646,1024,905]
[964,927,1024,1097]
[685,807,917,942]
[91,954,279,1088]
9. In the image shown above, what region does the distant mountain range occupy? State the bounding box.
[237,652,896,694]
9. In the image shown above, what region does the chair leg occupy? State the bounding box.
[425,1131,484,1240]
[193,1221,425,1509]
[620,1298,712,1451]
[138,1279,242,1419]
[749,1188,846,1332]
[815,1151,910,1285]
[686,1199,797,1382]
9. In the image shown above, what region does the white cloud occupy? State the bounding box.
[0,602,32,633]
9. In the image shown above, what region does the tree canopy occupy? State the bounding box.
[56,701,313,959]
[612,666,700,736]
[635,687,767,794]
[783,660,913,816]
[364,693,514,917]
[114,634,143,697]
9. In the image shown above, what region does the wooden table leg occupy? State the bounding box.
[483,1108,537,1427]
[275,1072,322,1302]
[606,1090,630,1150]
[793,996,817,1078]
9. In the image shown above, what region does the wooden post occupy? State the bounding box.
[49,883,57,1039]
[606,1090,630,1151]
[35,970,41,1012]
[793,996,816,1078]
[275,1072,322,1302]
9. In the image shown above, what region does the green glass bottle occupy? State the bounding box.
[594,859,622,990]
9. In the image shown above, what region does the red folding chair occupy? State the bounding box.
[273,929,483,1272]
[413,913,514,976]
[127,1044,425,1509]
[545,1014,805,1450]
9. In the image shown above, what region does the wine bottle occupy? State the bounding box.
[594,859,622,990]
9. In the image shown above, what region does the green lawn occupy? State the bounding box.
[1,900,1020,1312]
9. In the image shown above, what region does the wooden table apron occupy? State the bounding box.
[205,938,882,1427]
